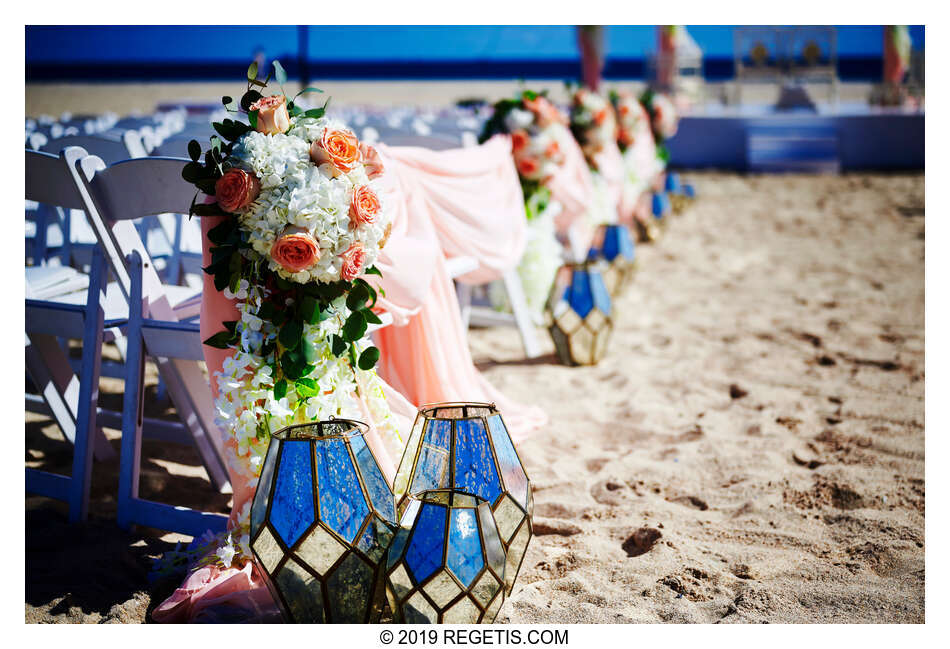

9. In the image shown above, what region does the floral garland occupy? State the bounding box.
[609,89,648,153]
[175,60,401,570]
[640,89,679,162]
[478,90,569,222]
[568,88,618,170]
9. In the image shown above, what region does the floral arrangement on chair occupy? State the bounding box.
[568,87,618,170]
[479,91,570,316]
[608,89,648,153]
[178,60,400,566]
[640,89,679,162]
[478,90,569,222]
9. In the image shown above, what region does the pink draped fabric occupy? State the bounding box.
[592,141,627,220]
[372,144,548,442]
[377,136,526,285]
[548,127,596,252]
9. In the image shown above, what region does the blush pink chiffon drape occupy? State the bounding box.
[372,142,548,441]
[548,128,597,253]
[378,136,526,285]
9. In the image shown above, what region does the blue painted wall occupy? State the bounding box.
[25,25,925,81]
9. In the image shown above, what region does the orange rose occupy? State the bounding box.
[524,95,564,127]
[270,226,320,273]
[511,130,529,152]
[359,142,384,179]
[619,104,631,118]
[214,168,260,213]
[544,140,561,160]
[593,108,608,126]
[619,128,635,148]
[339,243,366,281]
[349,185,381,228]
[249,95,291,135]
[517,157,541,178]
[311,128,361,174]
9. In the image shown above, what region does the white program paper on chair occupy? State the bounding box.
[63,149,231,511]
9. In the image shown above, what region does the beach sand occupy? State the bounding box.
[25,171,925,623]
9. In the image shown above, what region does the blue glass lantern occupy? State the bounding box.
[589,224,637,297]
[546,262,613,366]
[652,191,672,226]
[250,420,397,623]
[385,489,507,623]
[393,402,533,596]
[664,171,682,195]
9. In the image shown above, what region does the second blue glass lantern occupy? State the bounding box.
[652,190,672,226]
[393,402,533,596]
[250,420,397,623]
[546,262,614,366]
[385,489,508,623]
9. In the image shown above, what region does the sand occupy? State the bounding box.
[25,171,925,623]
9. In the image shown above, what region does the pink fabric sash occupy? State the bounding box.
[376,136,526,285]
[547,126,596,252]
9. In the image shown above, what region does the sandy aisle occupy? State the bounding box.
[26,172,924,623]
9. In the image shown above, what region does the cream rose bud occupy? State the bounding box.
[249,95,291,135]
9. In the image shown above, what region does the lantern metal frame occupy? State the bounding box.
[385,488,508,624]
[546,262,614,366]
[250,419,397,623]
[393,402,533,596]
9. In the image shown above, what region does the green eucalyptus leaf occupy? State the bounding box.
[345,283,369,311]
[279,319,303,350]
[361,308,383,325]
[294,378,319,398]
[342,310,367,342]
[300,295,319,324]
[358,346,381,371]
[331,334,347,357]
[187,140,202,162]
[273,378,288,401]
[247,61,259,81]
[203,331,233,349]
[272,60,287,87]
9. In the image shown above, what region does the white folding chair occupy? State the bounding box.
[25,149,119,522]
[63,149,231,512]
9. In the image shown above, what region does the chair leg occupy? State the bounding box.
[456,282,473,330]
[68,248,108,523]
[501,270,543,359]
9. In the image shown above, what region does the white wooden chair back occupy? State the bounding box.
[64,148,230,491]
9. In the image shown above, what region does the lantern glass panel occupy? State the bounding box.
[357,515,394,563]
[296,524,346,575]
[453,419,502,504]
[505,521,531,591]
[276,557,325,623]
[443,597,480,624]
[447,507,485,586]
[424,570,463,608]
[349,433,396,522]
[488,415,528,503]
[472,571,501,606]
[566,268,595,317]
[405,592,438,623]
[493,494,523,544]
[315,436,370,543]
[270,440,315,548]
[476,499,508,577]
[590,273,611,316]
[409,419,452,494]
[405,503,447,584]
[251,437,281,538]
[326,551,374,623]
[253,525,283,574]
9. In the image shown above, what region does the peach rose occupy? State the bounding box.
[544,140,561,160]
[214,168,260,213]
[311,128,361,174]
[593,108,609,126]
[339,243,366,281]
[349,185,381,228]
[511,130,529,152]
[270,226,320,273]
[359,142,384,179]
[249,95,291,135]
[524,95,564,127]
[619,128,635,148]
[517,156,541,178]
